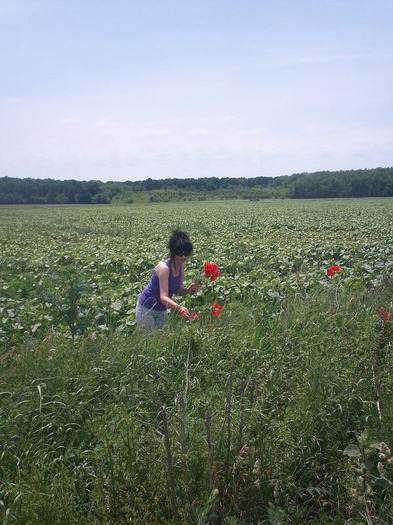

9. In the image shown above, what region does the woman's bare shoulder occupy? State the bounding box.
[155,261,169,275]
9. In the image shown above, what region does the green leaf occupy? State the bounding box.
[374,477,393,487]
[343,445,361,457]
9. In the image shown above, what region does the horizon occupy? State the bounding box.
[1,1,393,182]
[2,166,393,186]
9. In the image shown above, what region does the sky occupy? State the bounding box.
[1,0,392,182]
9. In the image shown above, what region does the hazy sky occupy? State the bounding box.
[1,0,392,182]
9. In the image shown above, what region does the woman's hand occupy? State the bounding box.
[187,282,198,293]
[179,307,190,318]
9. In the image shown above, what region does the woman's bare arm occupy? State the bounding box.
[156,262,185,312]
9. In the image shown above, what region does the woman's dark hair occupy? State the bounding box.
[168,230,193,256]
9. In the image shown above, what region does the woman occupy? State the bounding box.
[136,230,198,330]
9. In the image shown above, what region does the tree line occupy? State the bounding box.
[0,167,392,204]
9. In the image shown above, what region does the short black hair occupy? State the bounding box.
[168,230,193,256]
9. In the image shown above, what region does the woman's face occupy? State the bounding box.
[173,252,190,264]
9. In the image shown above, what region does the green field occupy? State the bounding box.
[1,199,393,523]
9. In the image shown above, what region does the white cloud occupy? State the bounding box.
[1,92,392,181]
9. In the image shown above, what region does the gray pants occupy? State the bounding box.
[136,301,168,331]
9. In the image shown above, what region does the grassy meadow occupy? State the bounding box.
[1,198,393,524]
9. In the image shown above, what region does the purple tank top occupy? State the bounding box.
[138,258,182,311]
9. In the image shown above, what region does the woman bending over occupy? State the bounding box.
[136,230,198,330]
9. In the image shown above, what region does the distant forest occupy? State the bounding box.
[1,167,393,204]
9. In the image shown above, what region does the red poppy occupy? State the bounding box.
[189,312,198,319]
[212,310,220,317]
[179,308,187,317]
[204,262,220,281]
[204,262,212,274]
[326,265,341,277]
[211,302,223,310]
[377,306,391,318]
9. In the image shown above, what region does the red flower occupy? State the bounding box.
[180,309,198,320]
[204,262,212,274]
[377,306,391,319]
[204,262,220,281]
[211,302,223,310]
[212,310,220,317]
[326,265,341,277]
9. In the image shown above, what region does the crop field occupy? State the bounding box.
[1,198,393,524]
[1,198,393,345]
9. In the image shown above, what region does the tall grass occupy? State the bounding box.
[1,279,393,524]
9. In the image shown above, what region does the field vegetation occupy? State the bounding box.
[1,198,393,524]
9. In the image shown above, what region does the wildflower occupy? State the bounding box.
[204,262,220,281]
[211,301,223,310]
[377,461,386,476]
[326,265,341,277]
[377,306,392,319]
[180,308,198,320]
[211,301,224,317]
